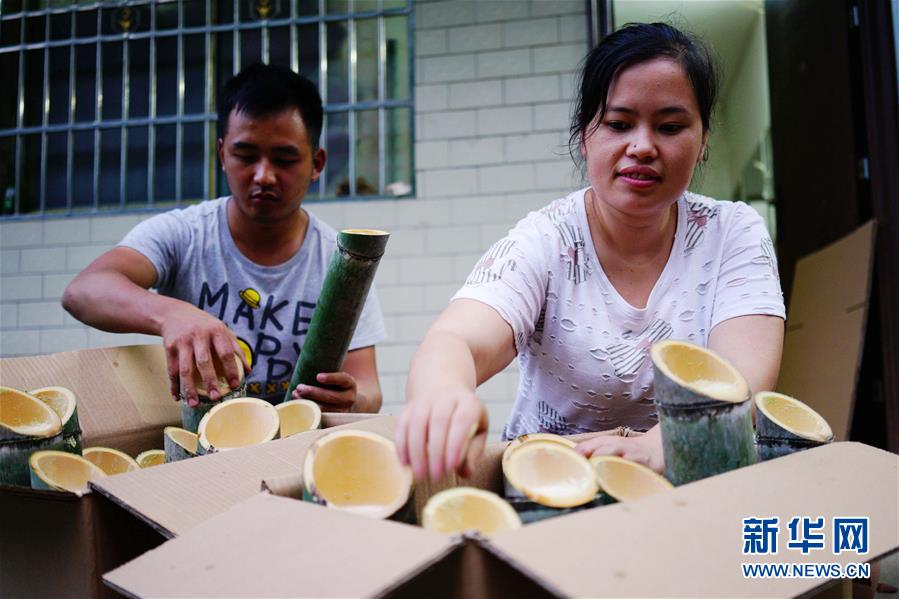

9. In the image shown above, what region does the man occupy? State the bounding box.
[62,64,385,412]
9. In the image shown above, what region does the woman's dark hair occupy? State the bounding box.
[218,63,324,147]
[569,22,719,160]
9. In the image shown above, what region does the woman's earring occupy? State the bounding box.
[702,146,709,162]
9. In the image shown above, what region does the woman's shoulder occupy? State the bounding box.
[682,191,765,230]
[535,189,586,225]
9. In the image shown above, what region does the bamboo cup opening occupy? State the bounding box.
[650,341,749,403]
[201,399,279,450]
[308,432,411,516]
[756,392,833,443]
[0,387,62,438]
[30,451,106,494]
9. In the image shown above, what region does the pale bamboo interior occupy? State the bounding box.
[202,402,277,449]
[32,452,105,493]
[311,435,407,510]
[424,489,521,535]
[0,387,61,437]
[84,447,140,475]
[505,442,597,506]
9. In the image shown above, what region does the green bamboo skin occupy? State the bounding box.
[657,398,756,486]
[180,379,247,433]
[164,435,197,463]
[181,399,215,435]
[651,341,756,486]
[756,437,823,461]
[754,393,833,461]
[0,433,67,487]
[508,496,608,525]
[284,230,389,402]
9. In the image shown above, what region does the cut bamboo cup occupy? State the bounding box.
[754,391,833,461]
[283,229,389,403]
[650,340,756,486]
[179,355,247,433]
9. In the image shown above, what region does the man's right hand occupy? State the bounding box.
[159,303,249,406]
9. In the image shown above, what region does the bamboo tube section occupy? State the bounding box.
[283,229,389,403]
[179,355,246,433]
[164,427,199,462]
[754,391,833,461]
[0,386,66,486]
[196,398,279,455]
[302,429,414,522]
[502,438,601,524]
[650,340,756,486]
[30,386,82,454]
[423,487,522,535]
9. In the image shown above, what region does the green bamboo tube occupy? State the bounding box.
[30,387,82,454]
[29,450,106,495]
[650,340,756,486]
[284,229,389,403]
[0,433,68,487]
[754,391,833,461]
[179,355,247,433]
[163,426,199,463]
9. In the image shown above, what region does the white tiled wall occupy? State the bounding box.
[0,0,588,436]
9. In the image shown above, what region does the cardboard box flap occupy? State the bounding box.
[778,221,876,440]
[380,534,565,599]
[488,442,898,598]
[0,344,178,454]
[103,492,456,599]
[91,415,397,537]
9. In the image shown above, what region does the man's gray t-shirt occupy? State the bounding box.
[119,197,386,403]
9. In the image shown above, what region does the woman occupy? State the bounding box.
[396,23,785,481]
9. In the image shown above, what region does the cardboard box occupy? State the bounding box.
[101,415,898,597]
[0,343,379,597]
[0,344,180,598]
[778,220,877,440]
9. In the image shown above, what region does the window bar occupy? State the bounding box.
[92,9,102,211]
[377,10,385,195]
[348,16,356,197]
[262,17,269,64]
[318,0,326,199]
[147,2,157,206]
[232,0,240,74]
[40,16,50,213]
[175,0,184,204]
[204,0,213,200]
[13,14,25,215]
[289,0,298,74]
[121,34,131,209]
[66,9,76,211]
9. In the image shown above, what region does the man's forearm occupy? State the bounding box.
[63,270,175,335]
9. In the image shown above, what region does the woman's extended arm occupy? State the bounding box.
[575,313,785,472]
[395,299,516,481]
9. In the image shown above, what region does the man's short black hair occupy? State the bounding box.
[218,63,324,148]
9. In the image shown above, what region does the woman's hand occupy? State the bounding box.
[575,425,665,474]
[395,387,488,481]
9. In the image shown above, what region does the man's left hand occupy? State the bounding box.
[292,371,358,412]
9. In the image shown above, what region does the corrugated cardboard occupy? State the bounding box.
[0,344,179,598]
[104,441,898,598]
[778,220,877,440]
[0,343,380,597]
[90,413,387,537]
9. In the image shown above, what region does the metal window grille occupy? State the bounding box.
[0,0,414,219]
